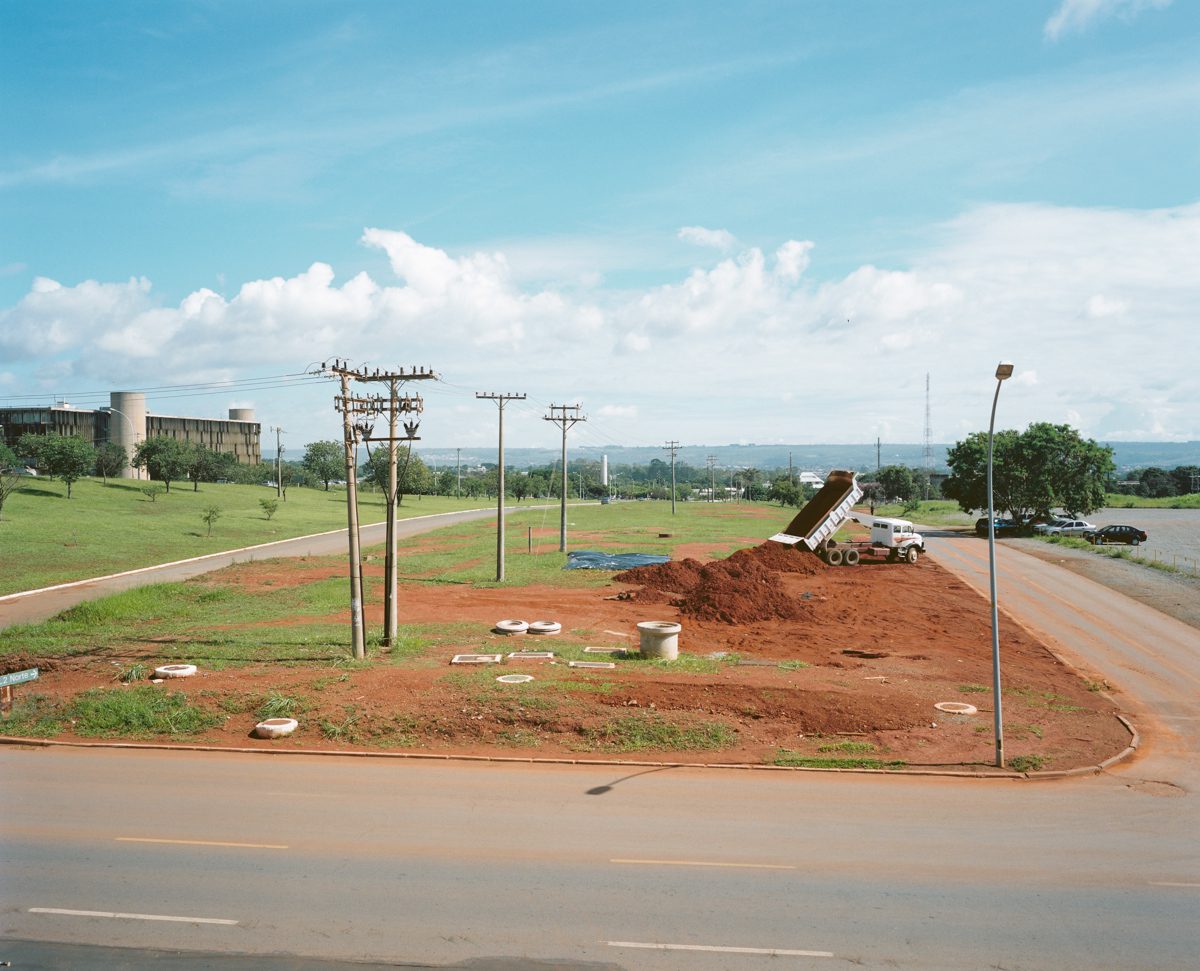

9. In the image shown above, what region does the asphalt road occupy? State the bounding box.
[2,524,1198,970]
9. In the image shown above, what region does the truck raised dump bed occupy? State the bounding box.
[769,469,924,565]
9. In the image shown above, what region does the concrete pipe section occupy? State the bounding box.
[637,621,681,660]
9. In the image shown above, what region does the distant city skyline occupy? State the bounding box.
[3,1,1198,451]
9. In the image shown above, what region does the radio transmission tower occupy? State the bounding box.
[923,372,934,470]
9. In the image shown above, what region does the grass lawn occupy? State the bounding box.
[0,477,495,595]
[0,498,784,664]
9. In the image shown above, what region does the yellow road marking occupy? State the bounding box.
[117,837,288,849]
[611,858,795,869]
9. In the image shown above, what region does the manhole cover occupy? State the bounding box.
[934,701,978,715]
[496,674,534,684]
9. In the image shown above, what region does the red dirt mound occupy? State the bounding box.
[616,541,826,624]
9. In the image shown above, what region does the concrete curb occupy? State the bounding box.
[0,708,1140,779]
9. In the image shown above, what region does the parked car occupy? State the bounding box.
[1033,518,1070,535]
[975,517,1024,538]
[1084,524,1148,546]
[0,466,37,477]
[1041,519,1096,537]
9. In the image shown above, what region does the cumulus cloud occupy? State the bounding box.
[677,226,738,251]
[597,404,638,419]
[3,202,1198,443]
[1044,0,1171,41]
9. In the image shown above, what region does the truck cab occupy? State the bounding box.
[869,517,923,549]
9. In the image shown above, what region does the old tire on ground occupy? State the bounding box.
[825,549,844,566]
[905,547,919,564]
[528,620,562,635]
[494,619,529,634]
[842,548,860,566]
[254,717,298,739]
[154,664,197,679]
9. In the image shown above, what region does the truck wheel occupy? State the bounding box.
[904,547,919,564]
[843,549,860,566]
[825,549,844,566]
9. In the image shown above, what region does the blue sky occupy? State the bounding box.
[2,0,1198,455]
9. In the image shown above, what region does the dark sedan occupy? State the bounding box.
[1084,524,1148,546]
[975,517,1025,538]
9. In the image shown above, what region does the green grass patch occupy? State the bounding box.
[777,660,811,671]
[1,693,69,737]
[0,478,494,596]
[958,683,990,693]
[772,749,906,769]
[816,740,876,754]
[1105,492,1200,509]
[68,686,221,738]
[1008,754,1047,772]
[581,714,737,752]
[257,691,309,719]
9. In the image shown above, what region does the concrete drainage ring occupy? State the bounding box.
[496,674,535,684]
[934,701,978,715]
[254,717,298,739]
[154,664,197,679]
[528,620,562,635]
[494,619,529,634]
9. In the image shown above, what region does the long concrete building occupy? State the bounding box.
[0,392,261,479]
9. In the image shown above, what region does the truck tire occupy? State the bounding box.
[842,549,860,566]
[825,549,844,566]
[904,547,919,564]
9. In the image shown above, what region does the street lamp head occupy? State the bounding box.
[995,361,1015,381]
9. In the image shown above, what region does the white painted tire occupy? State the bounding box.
[934,702,978,716]
[528,620,562,635]
[494,619,529,634]
[254,717,298,739]
[154,664,197,679]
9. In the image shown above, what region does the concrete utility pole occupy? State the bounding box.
[270,426,284,498]
[455,448,461,499]
[477,392,525,581]
[357,367,437,647]
[707,454,717,502]
[663,440,679,515]
[543,404,586,553]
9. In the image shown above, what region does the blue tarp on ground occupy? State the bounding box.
[564,550,670,570]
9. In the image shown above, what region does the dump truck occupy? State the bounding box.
[769,469,924,565]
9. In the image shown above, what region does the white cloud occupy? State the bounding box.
[597,404,638,419]
[678,226,738,251]
[1085,294,1128,318]
[1044,0,1172,41]
[3,202,1198,444]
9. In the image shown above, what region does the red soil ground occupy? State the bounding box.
[4,538,1131,772]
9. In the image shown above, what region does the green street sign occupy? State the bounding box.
[0,668,38,688]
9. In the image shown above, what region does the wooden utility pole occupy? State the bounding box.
[325,361,383,659]
[357,367,437,646]
[477,392,525,581]
[663,440,679,515]
[543,404,585,553]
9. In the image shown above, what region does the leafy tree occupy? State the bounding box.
[943,423,1113,519]
[0,470,23,521]
[1169,465,1200,496]
[876,465,916,503]
[94,442,128,482]
[860,481,886,514]
[132,436,191,492]
[768,479,801,508]
[201,504,222,536]
[183,444,237,492]
[259,498,279,520]
[16,433,95,498]
[0,442,18,468]
[302,440,344,491]
[1137,467,1176,499]
[361,447,432,505]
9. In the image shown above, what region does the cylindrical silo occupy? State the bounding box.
[601,455,608,487]
[109,391,147,479]
[228,408,255,422]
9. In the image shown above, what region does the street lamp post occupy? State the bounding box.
[987,361,1014,768]
[104,407,143,480]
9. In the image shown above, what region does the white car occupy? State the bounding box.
[1042,519,1096,537]
[1032,518,1069,535]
